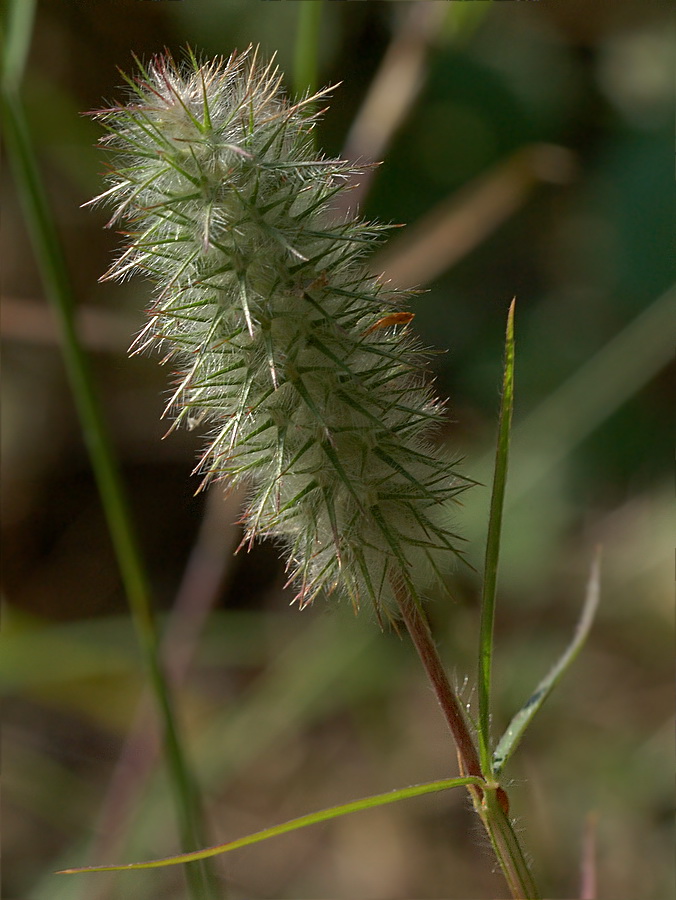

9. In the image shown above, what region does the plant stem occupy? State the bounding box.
[293,0,322,97]
[393,580,481,779]
[393,580,539,899]
[479,788,541,900]
[2,0,37,90]
[1,85,220,900]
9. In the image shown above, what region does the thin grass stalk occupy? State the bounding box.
[0,85,220,900]
[393,301,539,898]
[2,0,37,90]
[87,488,242,897]
[477,299,515,775]
[293,0,323,99]
[59,776,486,874]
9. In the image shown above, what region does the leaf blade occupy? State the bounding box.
[492,549,602,775]
[58,776,483,874]
[477,299,516,775]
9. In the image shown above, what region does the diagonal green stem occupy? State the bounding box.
[1,64,220,900]
[59,776,484,874]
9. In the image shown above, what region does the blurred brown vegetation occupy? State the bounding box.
[2,2,673,898]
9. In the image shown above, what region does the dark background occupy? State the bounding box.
[3,2,673,898]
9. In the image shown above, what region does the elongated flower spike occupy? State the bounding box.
[89,47,468,618]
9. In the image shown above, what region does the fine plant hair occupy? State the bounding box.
[89,47,469,619]
[67,46,601,898]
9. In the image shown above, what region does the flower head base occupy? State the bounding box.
[90,47,468,618]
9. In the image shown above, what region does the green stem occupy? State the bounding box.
[293,0,322,98]
[393,579,538,898]
[2,0,37,90]
[479,788,541,899]
[1,84,220,900]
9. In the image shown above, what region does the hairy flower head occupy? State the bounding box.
[89,47,468,618]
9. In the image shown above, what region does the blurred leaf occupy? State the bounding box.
[492,549,601,775]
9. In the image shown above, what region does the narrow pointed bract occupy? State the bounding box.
[91,48,467,615]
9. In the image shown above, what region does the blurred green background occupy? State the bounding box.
[2,2,673,898]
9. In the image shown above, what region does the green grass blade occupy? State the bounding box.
[58,776,483,873]
[294,0,322,97]
[1,84,220,900]
[472,284,676,507]
[492,548,601,775]
[477,299,516,776]
[2,0,37,89]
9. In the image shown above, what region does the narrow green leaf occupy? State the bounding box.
[492,549,602,775]
[477,300,516,776]
[58,776,483,874]
[2,0,37,89]
[294,0,322,98]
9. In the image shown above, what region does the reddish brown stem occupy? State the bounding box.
[392,580,482,780]
[392,581,533,897]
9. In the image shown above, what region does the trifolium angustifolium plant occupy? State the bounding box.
[89,47,468,619]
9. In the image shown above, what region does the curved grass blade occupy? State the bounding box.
[477,299,516,776]
[492,548,601,776]
[58,776,482,874]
